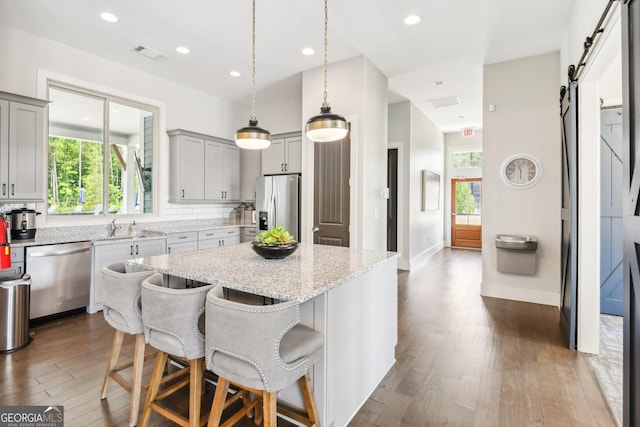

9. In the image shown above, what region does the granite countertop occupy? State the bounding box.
[128,242,399,302]
[9,220,255,248]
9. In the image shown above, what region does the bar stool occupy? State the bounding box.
[205,286,324,427]
[139,274,214,427]
[100,262,154,427]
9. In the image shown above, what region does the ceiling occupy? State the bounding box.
[0,0,576,134]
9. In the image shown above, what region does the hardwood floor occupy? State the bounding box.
[350,248,615,427]
[0,248,615,426]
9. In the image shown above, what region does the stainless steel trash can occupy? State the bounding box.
[0,274,32,352]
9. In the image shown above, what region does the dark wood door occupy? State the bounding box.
[451,178,482,248]
[622,1,640,424]
[600,108,624,316]
[387,148,398,252]
[560,79,578,350]
[313,130,350,247]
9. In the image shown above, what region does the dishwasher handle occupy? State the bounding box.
[28,246,91,257]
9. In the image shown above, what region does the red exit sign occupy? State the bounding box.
[462,128,475,137]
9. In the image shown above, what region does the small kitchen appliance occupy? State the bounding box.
[0,213,11,270]
[9,208,40,240]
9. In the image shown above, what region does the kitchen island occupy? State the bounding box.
[129,242,398,427]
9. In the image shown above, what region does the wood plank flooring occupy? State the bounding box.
[0,248,615,426]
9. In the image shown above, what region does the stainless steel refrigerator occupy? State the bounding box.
[256,174,300,241]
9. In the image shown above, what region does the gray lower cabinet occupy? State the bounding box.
[198,228,240,249]
[89,238,166,313]
[241,227,257,243]
[166,231,198,254]
[0,91,48,201]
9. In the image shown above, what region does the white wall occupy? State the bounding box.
[444,131,483,247]
[0,24,238,226]
[232,73,303,135]
[482,52,561,306]
[389,101,445,269]
[301,56,388,251]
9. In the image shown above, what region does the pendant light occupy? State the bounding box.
[305,0,348,143]
[235,0,271,150]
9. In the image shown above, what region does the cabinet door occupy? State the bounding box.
[179,136,205,200]
[221,236,241,246]
[9,102,44,200]
[223,144,240,200]
[241,149,261,200]
[90,242,131,313]
[261,138,285,175]
[197,238,220,250]
[205,140,224,200]
[0,100,8,199]
[133,238,166,257]
[167,240,198,254]
[285,136,302,174]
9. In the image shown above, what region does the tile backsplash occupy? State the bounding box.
[164,202,236,221]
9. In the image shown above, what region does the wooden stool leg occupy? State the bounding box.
[101,330,124,399]
[299,372,320,427]
[128,333,146,426]
[189,359,203,427]
[208,377,230,427]
[140,351,168,427]
[263,391,277,427]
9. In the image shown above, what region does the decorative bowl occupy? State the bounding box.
[251,241,299,259]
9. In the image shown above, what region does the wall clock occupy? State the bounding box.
[500,154,542,189]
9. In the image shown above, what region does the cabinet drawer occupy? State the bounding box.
[166,231,198,245]
[167,241,198,254]
[198,228,240,241]
[11,247,24,263]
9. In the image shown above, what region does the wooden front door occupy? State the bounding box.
[600,107,624,316]
[622,1,640,424]
[313,130,350,247]
[451,178,482,248]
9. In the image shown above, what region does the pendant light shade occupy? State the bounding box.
[235,0,271,150]
[235,120,271,150]
[305,106,348,142]
[305,0,347,143]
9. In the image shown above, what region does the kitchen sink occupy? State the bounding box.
[93,230,165,241]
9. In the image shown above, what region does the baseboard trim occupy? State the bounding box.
[403,241,445,270]
[481,281,560,307]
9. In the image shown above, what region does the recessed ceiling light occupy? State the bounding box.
[403,14,421,26]
[229,71,241,77]
[100,12,118,23]
[302,47,315,56]
[434,80,445,86]
[176,46,190,54]
[458,115,465,119]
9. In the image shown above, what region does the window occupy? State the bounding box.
[47,84,155,217]
[451,149,482,168]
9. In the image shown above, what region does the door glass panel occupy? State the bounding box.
[454,181,481,225]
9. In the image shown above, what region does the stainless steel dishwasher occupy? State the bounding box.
[26,241,92,319]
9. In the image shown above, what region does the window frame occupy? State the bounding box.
[450,147,483,169]
[45,81,159,223]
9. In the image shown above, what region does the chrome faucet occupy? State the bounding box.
[109,218,121,237]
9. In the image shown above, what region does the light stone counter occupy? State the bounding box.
[128,242,398,302]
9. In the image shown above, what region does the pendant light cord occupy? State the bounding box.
[250,0,257,123]
[322,0,330,111]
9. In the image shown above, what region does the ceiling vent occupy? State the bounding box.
[427,96,461,108]
[132,45,166,60]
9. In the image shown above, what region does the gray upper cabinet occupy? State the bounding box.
[168,129,239,202]
[0,92,48,201]
[261,132,302,175]
[241,149,261,201]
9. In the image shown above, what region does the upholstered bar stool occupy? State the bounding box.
[100,262,154,427]
[139,273,214,427]
[205,286,324,427]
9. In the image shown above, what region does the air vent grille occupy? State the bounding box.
[132,45,166,60]
[427,96,461,108]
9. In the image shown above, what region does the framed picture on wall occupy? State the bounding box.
[421,170,440,211]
